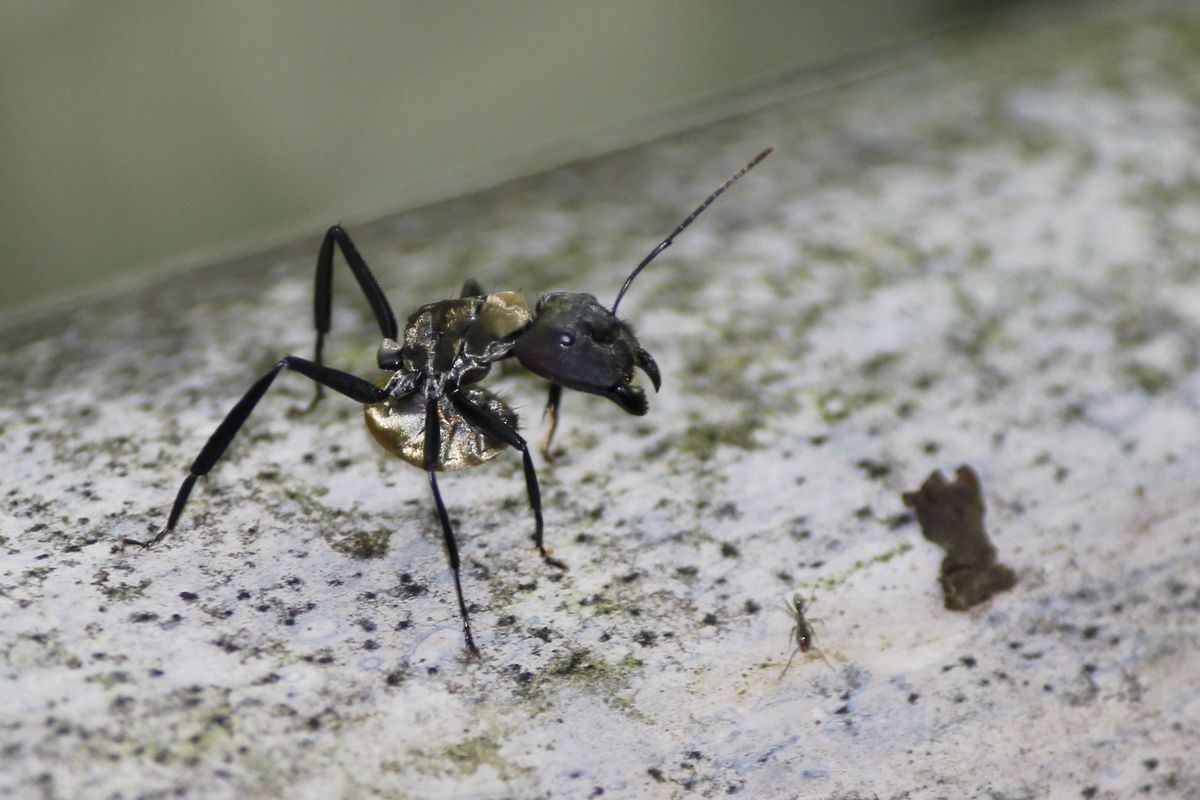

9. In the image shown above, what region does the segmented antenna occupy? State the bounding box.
[611,146,773,314]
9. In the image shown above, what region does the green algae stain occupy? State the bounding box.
[518,647,645,713]
[675,416,764,460]
[1124,362,1175,395]
[813,541,915,594]
[92,569,152,602]
[814,388,885,424]
[440,736,508,777]
[328,528,392,559]
[400,729,532,783]
[860,351,902,378]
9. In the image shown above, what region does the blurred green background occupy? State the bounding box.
[0,1,1022,319]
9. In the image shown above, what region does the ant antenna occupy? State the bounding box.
[611,147,773,315]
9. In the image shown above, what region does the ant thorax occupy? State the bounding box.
[364,292,534,471]
[396,292,534,385]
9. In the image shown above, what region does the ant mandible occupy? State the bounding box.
[125,148,773,655]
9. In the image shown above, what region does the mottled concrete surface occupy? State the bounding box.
[4,2,1200,798]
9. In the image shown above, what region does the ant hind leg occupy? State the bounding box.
[307,225,400,409]
[127,356,388,549]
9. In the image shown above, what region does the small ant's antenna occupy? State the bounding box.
[611,146,773,315]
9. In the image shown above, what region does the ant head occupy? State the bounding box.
[516,148,772,416]
[784,591,806,616]
[514,292,660,415]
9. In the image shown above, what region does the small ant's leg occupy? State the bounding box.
[779,642,833,678]
[779,642,801,679]
[449,388,567,572]
[126,356,388,549]
[539,383,563,462]
[309,224,400,408]
[459,278,483,298]
[423,401,480,658]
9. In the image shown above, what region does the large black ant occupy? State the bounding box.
[124,148,772,655]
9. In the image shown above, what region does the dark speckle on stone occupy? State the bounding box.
[855,459,891,480]
[634,630,657,647]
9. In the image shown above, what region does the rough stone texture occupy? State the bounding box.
[3,3,1200,798]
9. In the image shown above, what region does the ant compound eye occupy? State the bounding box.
[558,332,574,347]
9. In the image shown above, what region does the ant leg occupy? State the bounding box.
[126,356,388,549]
[460,278,483,298]
[309,224,400,407]
[449,388,568,572]
[779,643,801,679]
[423,401,480,657]
[539,383,562,462]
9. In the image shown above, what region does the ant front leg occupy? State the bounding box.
[449,388,568,572]
[126,356,388,549]
[539,383,563,462]
[308,224,400,409]
[422,400,480,657]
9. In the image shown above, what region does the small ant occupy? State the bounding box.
[780,591,833,676]
[125,148,773,656]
